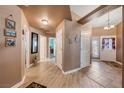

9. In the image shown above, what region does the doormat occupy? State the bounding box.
[26,82,47,88]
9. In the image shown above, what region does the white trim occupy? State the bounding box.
[62,67,81,75]
[27,63,34,68]
[56,63,62,70]
[62,65,91,75]
[39,58,54,62]
[114,61,122,65]
[37,60,41,63]
[11,76,25,88]
[100,60,122,65]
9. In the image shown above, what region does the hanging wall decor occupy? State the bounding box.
[4,29,16,37]
[74,34,80,43]
[5,18,16,30]
[102,37,115,50]
[5,37,16,47]
[4,14,17,47]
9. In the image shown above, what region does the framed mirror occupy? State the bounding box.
[31,32,38,54]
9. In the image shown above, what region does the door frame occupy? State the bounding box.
[48,37,56,58]
[56,28,63,69]
[122,6,124,88]
[23,27,30,69]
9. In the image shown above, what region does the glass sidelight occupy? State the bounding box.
[92,37,100,59]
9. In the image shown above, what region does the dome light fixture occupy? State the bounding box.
[41,19,48,25]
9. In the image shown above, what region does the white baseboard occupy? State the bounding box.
[11,76,25,88]
[99,60,122,65]
[114,61,122,65]
[62,64,91,75]
[27,63,34,68]
[62,67,81,75]
[39,58,54,62]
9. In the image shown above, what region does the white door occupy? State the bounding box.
[40,35,47,61]
[56,29,63,69]
[81,30,91,68]
[100,36,116,61]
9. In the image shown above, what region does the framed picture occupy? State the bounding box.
[31,32,38,54]
[5,18,16,30]
[4,29,16,37]
[5,38,16,47]
[102,37,115,50]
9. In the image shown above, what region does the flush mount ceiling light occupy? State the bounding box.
[41,19,48,25]
[104,7,115,30]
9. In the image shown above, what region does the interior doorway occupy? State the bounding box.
[40,35,47,61]
[49,37,56,59]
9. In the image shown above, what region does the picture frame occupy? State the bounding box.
[102,37,115,50]
[31,32,38,54]
[5,18,16,30]
[5,37,16,47]
[4,29,16,37]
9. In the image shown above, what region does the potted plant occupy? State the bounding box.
[32,54,38,64]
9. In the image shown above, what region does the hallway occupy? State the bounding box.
[0,5,123,88]
[20,60,122,88]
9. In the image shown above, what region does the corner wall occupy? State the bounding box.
[116,22,122,63]
[63,20,81,71]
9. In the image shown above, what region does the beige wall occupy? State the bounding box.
[92,26,117,37]
[62,20,81,72]
[0,5,23,87]
[116,22,122,63]
[21,7,30,80]
[0,5,47,87]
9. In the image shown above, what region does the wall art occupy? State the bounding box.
[4,29,16,37]
[5,37,16,47]
[5,18,16,30]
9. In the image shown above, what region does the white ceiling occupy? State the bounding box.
[89,7,122,27]
[70,5,100,20]
[70,6,122,28]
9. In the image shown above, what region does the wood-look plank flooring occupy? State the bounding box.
[20,60,122,88]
